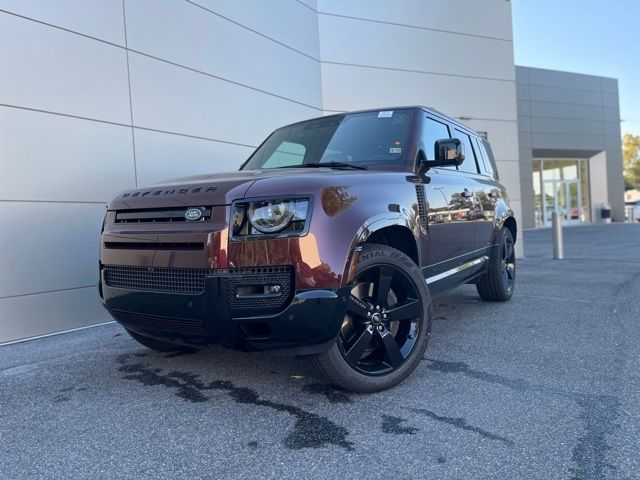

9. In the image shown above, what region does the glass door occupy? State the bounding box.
[542,179,582,226]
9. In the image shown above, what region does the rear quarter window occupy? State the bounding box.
[478,139,498,179]
[454,129,480,174]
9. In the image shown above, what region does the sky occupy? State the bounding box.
[511,0,639,137]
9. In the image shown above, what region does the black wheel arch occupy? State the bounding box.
[344,215,422,285]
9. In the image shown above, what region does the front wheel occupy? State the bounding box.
[476,227,516,302]
[309,244,432,393]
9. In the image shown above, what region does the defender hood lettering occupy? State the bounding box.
[107,168,376,210]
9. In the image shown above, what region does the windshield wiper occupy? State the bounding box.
[276,162,368,170]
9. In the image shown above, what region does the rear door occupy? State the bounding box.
[470,137,500,251]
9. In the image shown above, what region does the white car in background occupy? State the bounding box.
[626,201,640,222]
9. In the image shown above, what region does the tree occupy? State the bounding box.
[623,133,640,190]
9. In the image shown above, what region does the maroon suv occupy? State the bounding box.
[100,107,516,392]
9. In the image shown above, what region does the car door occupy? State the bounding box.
[420,116,476,282]
[470,136,500,251]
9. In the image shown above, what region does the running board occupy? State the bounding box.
[426,256,489,284]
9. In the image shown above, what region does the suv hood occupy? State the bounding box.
[107,171,261,210]
[106,168,383,210]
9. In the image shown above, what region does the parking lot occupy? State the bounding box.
[1,224,639,480]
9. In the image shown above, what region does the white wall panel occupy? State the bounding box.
[0,12,130,123]
[463,119,519,161]
[0,202,105,298]
[318,0,513,41]
[128,52,318,147]
[318,14,515,81]
[321,63,517,121]
[125,0,322,108]
[0,288,110,344]
[0,0,125,45]
[495,160,522,200]
[134,129,254,187]
[190,0,320,59]
[0,107,135,202]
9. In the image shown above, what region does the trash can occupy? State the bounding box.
[600,203,612,224]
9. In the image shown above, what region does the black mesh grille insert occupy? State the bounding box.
[227,267,293,315]
[103,265,295,313]
[110,309,206,336]
[104,265,213,294]
[104,242,204,251]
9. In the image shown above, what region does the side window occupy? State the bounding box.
[454,129,479,174]
[473,137,488,174]
[480,140,498,179]
[262,141,305,168]
[473,137,495,177]
[421,116,450,160]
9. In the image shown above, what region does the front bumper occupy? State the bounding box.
[100,267,350,354]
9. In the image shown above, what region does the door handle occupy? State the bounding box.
[462,188,473,198]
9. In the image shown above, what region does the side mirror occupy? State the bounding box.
[434,138,464,166]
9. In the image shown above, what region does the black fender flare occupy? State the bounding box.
[342,213,421,285]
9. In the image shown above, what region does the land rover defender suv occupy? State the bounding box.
[100,107,516,392]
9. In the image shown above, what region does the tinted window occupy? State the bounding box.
[473,137,494,177]
[454,129,479,174]
[262,141,306,168]
[480,140,498,179]
[421,116,450,160]
[242,110,413,170]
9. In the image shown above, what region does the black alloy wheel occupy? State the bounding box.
[476,227,516,302]
[310,244,432,393]
[339,264,422,375]
[501,231,516,294]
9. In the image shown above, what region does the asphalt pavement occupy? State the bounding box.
[1,224,639,480]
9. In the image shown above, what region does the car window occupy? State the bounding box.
[421,116,450,160]
[473,137,489,176]
[454,129,479,174]
[262,141,306,168]
[478,139,497,178]
[242,110,414,170]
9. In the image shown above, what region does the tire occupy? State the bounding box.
[476,227,516,302]
[126,329,181,352]
[309,243,432,393]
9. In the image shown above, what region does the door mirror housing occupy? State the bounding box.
[419,138,465,168]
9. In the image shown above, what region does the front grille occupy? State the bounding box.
[110,309,206,336]
[104,242,204,251]
[103,265,295,314]
[104,265,213,294]
[115,207,212,223]
[227,266,293,315]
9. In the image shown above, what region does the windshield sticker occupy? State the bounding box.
[389,147,402,154]
[378,111,393,118]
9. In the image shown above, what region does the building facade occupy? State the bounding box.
[0,1,621,343]
[516,66,624,228]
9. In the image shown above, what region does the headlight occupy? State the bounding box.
[232,198,310,237]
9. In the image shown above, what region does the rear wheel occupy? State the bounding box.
[126,329,181,352]
[476,227,516,302]
[310,244,432,393]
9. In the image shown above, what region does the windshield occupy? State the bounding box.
[241,110,414,170]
